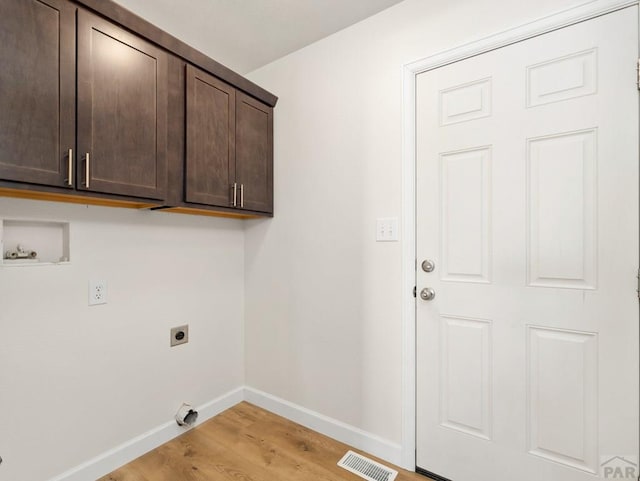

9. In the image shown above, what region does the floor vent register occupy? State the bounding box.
[337,450,398,481]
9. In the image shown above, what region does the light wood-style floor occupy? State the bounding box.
[98,402,430,481]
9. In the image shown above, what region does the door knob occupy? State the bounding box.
[420,287,436,301]
[421,259,435,272]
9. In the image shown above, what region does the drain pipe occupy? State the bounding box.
[175,403,198,427]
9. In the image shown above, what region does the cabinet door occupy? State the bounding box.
[0,0,75,188]
[185,65,236,207]
[77,10,167,200]
[236,92,273,213]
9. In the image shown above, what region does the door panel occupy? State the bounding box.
[0,0,75,187]
[185,64,235,208]
[77,9,167,200]
[416,8,638,481]
[526,326,598,472]
[527,129,597,289]
[440,316,492,440]
[236,92,273,213]
[440,147,491,283]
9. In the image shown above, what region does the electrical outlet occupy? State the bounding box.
[89,280,107,306]
[170,325,189,347]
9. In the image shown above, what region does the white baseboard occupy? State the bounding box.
[243,386,403,467]
[48,386,404,481]
[47,387,244,481]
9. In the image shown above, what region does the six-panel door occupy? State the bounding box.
[416,7,639,481]
[0,0,75,188]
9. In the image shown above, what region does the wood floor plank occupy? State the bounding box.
[98,402,431,481]
[198,416,342,481]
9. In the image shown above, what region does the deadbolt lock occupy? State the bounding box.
[421,259,435,273]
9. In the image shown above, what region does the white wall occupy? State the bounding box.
[0,198,245,481]
[0,1,602,479]
[244,0,585,447]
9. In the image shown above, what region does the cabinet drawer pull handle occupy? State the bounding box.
[240,184,244,208]
[67,148,73,186]
[232,182,237,207]
[84,153,90,189]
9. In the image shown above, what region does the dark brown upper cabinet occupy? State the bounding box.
[236,92,273,213]
[185,65,235,207]
[0,1,167,202]
[185,65,273,214]
[77,10,167,200]
[0,0,275,217]
[0,0,76,188]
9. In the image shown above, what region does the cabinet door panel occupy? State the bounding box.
[0,0,75,187]
[185,65,235,207]
[236,92,273,213]
[77,10,167,200]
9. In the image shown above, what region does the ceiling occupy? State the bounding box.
[114,0,405,74]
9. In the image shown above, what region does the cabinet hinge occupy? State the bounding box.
[637,59,640,90]
[637,268,640,300]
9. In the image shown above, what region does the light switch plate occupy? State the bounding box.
[376,217,399,242]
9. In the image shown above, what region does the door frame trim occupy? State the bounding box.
[400,0,639,469]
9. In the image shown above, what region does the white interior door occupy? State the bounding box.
[416,7,639,481]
